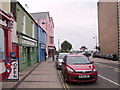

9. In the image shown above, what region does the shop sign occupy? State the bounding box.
[22,39,35,46]
[7,60,19,80]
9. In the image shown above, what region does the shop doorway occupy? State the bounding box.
[27,47,31,66]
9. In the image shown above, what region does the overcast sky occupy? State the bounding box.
[17,0,99,50]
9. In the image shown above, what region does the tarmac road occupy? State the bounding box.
[58,58,120,90]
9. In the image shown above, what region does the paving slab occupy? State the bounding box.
[2,58,63,89]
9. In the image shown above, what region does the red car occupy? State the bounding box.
[61,55,98,82]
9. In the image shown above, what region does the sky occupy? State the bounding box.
[17,0,99,50]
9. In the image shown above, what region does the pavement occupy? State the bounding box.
[2,58,63,89]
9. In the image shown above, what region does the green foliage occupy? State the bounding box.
[61,40,72,52]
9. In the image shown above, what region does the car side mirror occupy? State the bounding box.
[91,61,94,64]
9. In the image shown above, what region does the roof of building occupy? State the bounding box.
[30,12,49,20]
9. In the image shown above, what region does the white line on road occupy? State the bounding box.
[98,74,120,86]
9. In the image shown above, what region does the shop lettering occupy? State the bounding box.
[13,63,18,78]
[12,62,18,78]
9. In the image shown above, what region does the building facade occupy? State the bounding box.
[98,0,119,59]
[31,12,55,58]
[0,9,14,80]
[118,1,120,60]
[37,25,46,62]
[11,2,38,71]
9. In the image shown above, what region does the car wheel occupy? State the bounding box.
[57,65,60,70]
[63,75,68,83]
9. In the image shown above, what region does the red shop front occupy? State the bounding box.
[0,9,13,81]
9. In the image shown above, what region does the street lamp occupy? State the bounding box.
[93,35,97,51]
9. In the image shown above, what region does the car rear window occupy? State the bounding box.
[67,56,90,65]
[58,54,69,59]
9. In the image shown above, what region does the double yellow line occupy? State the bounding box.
[58,70,70,90]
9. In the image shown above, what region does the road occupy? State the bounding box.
[57,58,120,90]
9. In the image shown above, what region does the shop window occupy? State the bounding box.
[22,46,27,63]
[0,28,5,60]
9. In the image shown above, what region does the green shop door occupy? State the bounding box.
[27,47,31,66]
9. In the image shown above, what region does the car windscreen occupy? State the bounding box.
[67,56,91,65]
[58,54,68,59]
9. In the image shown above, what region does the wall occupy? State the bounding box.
[0,0,10,13]
[16,3,37,71]
[37,15,54,57]
[16,4,37,38]
[119,1,120,60]
[37,25,46,62]
[98,1,118,56]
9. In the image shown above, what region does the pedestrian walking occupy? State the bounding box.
[52,54,54,61]
[45,51,47,61]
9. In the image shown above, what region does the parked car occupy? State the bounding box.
[55,53,69,69]
[77,52,86,55]
[61,55,98,83]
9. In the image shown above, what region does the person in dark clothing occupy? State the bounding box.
[45,51,47,61]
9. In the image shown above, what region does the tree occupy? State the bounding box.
[61,40,72,52]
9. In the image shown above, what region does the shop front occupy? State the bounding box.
[0,9,13,80]
[40,44,46,61]
[48,46,55,57]
[17,32,37,71]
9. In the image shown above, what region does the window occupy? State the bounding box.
[0,28,5,60]
[32,22,34,38]
[22,46,27,62]
[50,36,54,44]
[22,13,26,34]
[67,56,90,65]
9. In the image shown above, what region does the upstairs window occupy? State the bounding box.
[22,13,26,34]
[32,22,34,38]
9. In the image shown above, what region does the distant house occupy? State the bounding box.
[31,12,55,58]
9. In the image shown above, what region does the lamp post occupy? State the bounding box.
[93,35,97,51]
[58,39,60,50]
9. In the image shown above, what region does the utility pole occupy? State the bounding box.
[93,35,97,51]
[58,39,60,50]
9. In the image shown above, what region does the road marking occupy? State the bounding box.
[115,69,120,72]
[98,74,120,86]
[58,70,70,90]
[58,70,67,90]
[95,62,120,71]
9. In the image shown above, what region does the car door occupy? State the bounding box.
[61,56,67,74]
